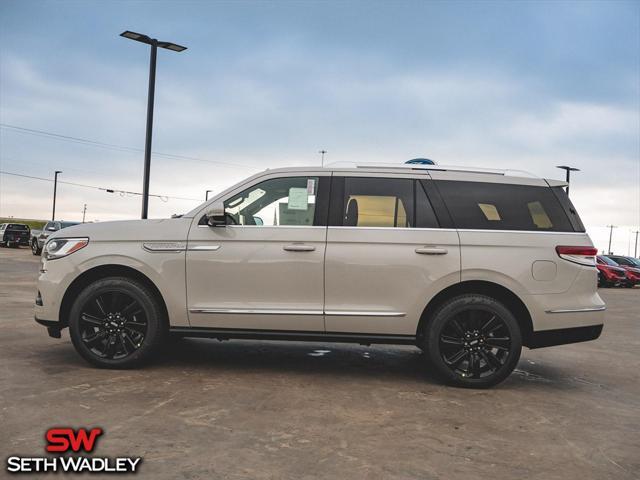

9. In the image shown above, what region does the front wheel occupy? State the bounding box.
[424,294,522,388]
[68,277,167,368]
[31,240,41,255]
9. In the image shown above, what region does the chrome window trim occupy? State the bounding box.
[328,226,585,234]
[197,225,327,229]
[457,229,587,235]
[545,306,606,314]
[328,226,457,233]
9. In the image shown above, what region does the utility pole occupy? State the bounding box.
[82,204,87,223]
[607,225,617,255]
[52,170,62,221]
[319,150,327,167]
[633,230,639,258]
[205,190,212,201]
[556,166,580,197]
[120,31,187,219]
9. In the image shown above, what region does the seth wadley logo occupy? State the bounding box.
[6,427,142,474]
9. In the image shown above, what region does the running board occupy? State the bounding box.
[169,327,417,346]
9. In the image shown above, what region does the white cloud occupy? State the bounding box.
[1,51,638,241]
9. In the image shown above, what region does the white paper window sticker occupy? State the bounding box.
[307,178,315,195]
[478,203,501,221]
[288,187,309,211]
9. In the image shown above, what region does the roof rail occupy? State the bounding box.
[346,162,538,178]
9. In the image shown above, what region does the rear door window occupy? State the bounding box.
[335,177,440,228]
[435,181,575,232]
[342,177,414,227]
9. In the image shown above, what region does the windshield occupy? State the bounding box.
[616,256,640,267]
[599,256,619,266]
[60,222,79,228]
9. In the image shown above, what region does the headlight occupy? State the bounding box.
[44,237,89,260]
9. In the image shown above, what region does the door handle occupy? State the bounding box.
[415,246,448,255]
[283,244,316,252]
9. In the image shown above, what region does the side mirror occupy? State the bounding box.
[206,201,226,227]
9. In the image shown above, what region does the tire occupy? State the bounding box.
[31,240,41,256]
[68,276,168,368]
[424,294,522,388]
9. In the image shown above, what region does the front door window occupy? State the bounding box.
[224,176,319,226]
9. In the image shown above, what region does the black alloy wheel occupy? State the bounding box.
[439,309,511,380]
[78,291,148,360]
[425,294,522,388]
[69,277,167,368]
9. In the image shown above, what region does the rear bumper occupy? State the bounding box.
[2,236,29,245]
[528,324,603,349]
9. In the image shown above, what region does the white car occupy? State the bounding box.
[35,164,605,388]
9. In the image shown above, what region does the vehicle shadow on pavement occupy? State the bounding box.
[27,336,589,391]
[161,338,435,382]
[155,338,584,391]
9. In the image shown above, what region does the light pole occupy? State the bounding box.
[82,204,87,223]
[633,230,639,258]
[120,30,187,219]
[607,225,617,255]
[205,190,212,201]
[52,170,62,221]
[319,150,327,166]
[556,166,580,197]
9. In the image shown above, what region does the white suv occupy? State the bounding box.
[35,164,605,388]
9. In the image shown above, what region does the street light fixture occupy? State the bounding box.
[607,225,617,255]
[556,166,580,197]
[120,30,187,219]
[319,150,327,167]
[52,170,62,221]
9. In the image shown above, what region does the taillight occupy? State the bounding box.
[556,246,598,266]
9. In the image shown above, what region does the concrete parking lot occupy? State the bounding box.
[1,247,638,480]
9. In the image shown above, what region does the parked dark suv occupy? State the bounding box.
[31,221,80,255]
[0,223,31,247]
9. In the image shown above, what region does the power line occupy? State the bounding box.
[0,170,202,202]
[0,123,251,169]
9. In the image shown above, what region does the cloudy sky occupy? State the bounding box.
[1,0,638,254]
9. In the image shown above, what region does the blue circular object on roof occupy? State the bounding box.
[405,158,436,165]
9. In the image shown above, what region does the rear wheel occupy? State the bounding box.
[68,277,167,368]
[424,294,522,388]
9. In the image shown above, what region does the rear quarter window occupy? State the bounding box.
[435,181,576,232]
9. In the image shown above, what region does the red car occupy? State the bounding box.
[596,256,627,287]
[604,255,640,288]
